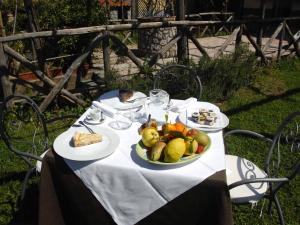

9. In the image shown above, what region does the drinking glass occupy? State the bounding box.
[108,110,132,130]
[149,89,169,123]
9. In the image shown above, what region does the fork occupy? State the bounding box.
[72,121,96,134]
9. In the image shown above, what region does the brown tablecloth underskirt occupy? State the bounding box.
[39,149,233,225]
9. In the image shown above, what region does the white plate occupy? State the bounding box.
[53,126,120,161]
[98,90,147,110]
[178,102,229,131]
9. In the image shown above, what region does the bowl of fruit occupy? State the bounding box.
[136,119,211,165]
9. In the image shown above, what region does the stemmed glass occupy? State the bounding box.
[108,109,132,130]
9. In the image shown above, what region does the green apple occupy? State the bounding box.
[194,132,210,146]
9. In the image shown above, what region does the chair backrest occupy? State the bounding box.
[153,64,203,100]
[266,111,300,184]
[0,95,49,167]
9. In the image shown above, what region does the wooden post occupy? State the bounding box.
[176,0,188,62]
[285,23,300,57]
[131,0,137,19]
[257,0,266,48]
[237,0,245,19]
[0,9,12,98]
[0,44,12,98]
[102,31,111,79]
[272,0,280,17]
[277,21,286,60]
[23,0,45,70]
[235,24,243,49]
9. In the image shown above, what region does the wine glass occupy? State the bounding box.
[108,110,132,130]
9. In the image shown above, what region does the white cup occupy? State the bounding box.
[87,107,101,121]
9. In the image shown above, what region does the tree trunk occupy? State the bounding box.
[176,0,188,62]
[23,0,45,71]
[0,10,12,98]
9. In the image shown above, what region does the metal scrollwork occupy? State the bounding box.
[242,158,264,189]
[2,101,47,161]
[284,121,300,153]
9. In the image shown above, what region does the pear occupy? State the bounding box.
[142,127,160,147]
[150,141,166,161]
[184,137,198,155]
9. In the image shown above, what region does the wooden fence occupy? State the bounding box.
[0,16,299,111]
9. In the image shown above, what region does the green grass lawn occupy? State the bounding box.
[0,58,300,225]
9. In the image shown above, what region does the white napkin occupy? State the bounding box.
[92,101,117,118]
[170,97,197,113]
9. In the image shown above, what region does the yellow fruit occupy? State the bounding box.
[142,127,160,147]
[184,137,198,155]
[194,132,210,146]
[164,138,186,163]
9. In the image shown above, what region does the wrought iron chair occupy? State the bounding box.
[224,111,300,225]
[0,94,49,201]
[153,64,203,100]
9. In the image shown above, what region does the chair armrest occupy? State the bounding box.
[228,177,289,190]
[224,129,273,143]
[17,151,43,162]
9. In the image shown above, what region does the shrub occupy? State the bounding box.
[104,70,154,95]
[195,47,259,102]
[1,0,106,56]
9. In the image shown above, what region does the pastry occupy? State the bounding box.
[119,89,133,102]
[72,132,102,147]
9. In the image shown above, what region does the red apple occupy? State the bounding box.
[186,129,199,137]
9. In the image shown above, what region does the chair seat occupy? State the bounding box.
[36,150,49,173]
[225,154,268,204]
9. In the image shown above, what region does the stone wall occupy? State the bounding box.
[138,26,177,58]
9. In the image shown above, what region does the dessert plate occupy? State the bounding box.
[179,111,229,132]
[98,90,147,110]
[53,126,119,161]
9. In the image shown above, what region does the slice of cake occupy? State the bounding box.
[119,89,133,102]
[72,132,102,147]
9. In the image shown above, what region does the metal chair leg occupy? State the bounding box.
[267,199,273,215]
[274,195,285,225]
[20,167,35,201]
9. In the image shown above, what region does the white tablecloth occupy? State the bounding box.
[63,100,226,225]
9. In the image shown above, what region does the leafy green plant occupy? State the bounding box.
[195,46,259,102]
[104,69,154,94]
[1,0,106,57]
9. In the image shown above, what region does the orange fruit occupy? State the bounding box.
[174,122,188,136]
[162,123,177,135]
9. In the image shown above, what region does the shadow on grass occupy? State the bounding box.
[0,171,39,225]
[224,87,300,116]
[0,171,27,185]
[7,184,38,225]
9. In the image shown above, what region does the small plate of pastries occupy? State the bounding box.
[98,89,147,110]
[53,126,120,161]
[178,102,229,132]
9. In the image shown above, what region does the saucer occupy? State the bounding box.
[84,116,105,125]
